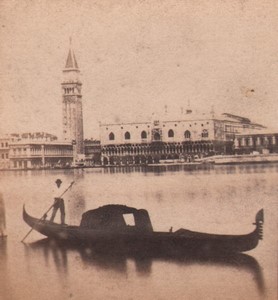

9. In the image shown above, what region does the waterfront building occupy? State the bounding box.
[8,132,73,169]
[100,110,265,165]
[234,130,278,154]
[84,139,101,165]
[62,44,84,156]
[0,135,10,169]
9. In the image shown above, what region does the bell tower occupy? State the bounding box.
[61,41,84,155]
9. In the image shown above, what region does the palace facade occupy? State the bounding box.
[100,111,265,165]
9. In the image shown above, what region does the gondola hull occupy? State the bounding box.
[23,206,263,254]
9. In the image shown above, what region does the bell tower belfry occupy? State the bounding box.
[61,41,84,155]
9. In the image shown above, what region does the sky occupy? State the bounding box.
[0,0,278,139]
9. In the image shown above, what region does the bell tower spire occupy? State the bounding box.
[65,38,79,70]
[61,39,84,155]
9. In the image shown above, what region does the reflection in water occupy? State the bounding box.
[98,162,278,176]
[8,162,277,178]
[26,238,265,294]
[145,162,278,175]
[103,166,145,175]
[24,239,68,275]
[0,237,7,266]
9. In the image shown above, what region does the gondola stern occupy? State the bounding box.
[255,209,264,224]
[253,209,264,240]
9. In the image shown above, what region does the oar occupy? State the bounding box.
[21,181,75,243]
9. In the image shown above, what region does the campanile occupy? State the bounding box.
[61,44,84,155]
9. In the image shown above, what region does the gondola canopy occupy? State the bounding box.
[80,205,154,232]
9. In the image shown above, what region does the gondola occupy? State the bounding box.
[23,205,263,254]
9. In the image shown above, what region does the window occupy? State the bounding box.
[202,129,208,138]
[168,129,174,138]
[109,132,115,141]
[123,214,135,226]
[125,132,131,140]
[141,131,147,139]
[184,130,191,139]
[154,132,161,141]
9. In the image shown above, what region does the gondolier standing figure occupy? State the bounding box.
[50,179,66,225]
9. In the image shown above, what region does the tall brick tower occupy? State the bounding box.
[61,43,84,155]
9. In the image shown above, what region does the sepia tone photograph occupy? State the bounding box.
[0,1,277,299]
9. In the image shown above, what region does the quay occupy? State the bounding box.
[202,153,278,165]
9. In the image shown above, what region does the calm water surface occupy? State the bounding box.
[0,164,277,300]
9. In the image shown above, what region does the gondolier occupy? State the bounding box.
[21,180,75,243]
[50,179,66,225]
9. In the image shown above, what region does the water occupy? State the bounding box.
[0,164,277,300]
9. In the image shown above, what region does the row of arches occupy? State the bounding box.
[236,136,276,147]
[102,141,214,157]
[108,129,209,141]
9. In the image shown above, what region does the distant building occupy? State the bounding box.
[0,135,10,169]
[234,130,278,154]
[84,139,101,165]
[8,132,73,169]
[62,44,84,155]
[100,110,265,165]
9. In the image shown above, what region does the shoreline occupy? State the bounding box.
[1,157,278,172]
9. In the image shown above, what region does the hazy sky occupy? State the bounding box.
[0,0,277,139]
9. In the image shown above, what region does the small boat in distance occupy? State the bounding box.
[23,205,264,254]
